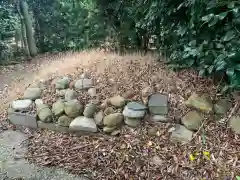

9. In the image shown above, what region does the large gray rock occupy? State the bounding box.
[229,116,240,134]
[74,78,93,90]
[148,93,168,115]
[23,87,42,100]
[64,99,84,118]
[109,95,126,108]
[65,89,77,101]
[185,93,213,112]
[37,104,53,122]
[83,103,97,118]
[123,102,147,118]
[55,77,69,89]
[170,125,193,143]
[52,100,65,116]
[69,116,97,132]
[57,115,72,127]
[214,99,232,115]
[11,99,32,110]
[181,110,203,131]
[124,117,141,127]
[103,113,123,127]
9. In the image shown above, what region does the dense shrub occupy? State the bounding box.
[1,0,240,89]
[97,0,240,90]
[28,0,107,52]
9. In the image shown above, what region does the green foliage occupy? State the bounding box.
[0,2,19,64]
[28,0,107,52]
[1,0,240,90]
[142,0,240,89]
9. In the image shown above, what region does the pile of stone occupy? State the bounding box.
[123,102,147,127]
[8,73,171,137]
[170,92,238,144]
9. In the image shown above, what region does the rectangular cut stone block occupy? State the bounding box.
[8,109,37,128]
[148,93,168,115]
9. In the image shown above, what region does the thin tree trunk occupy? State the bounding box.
[19,0,37,57]
[16,2,29,56]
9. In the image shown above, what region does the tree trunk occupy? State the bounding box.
[19,0,37,57]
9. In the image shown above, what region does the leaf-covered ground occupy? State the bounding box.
[0,51,240,180]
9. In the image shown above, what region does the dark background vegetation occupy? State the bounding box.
[1,0,240,90]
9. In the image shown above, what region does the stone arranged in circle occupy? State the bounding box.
[37,104,53,122]
[109,95,126,108]
[185,93,213,112]
[74,78,93,90]
[64,99,84,118]
[23,87,42,100]
[57,115,72,127]
[52,100,65,116]
[127,102,147,111]
[11,99,32,110]
[94,111,104,126]
[148,93,168,115]
[103,113,123,127]
[213,99,232,115]
[229,116,240,134]
[83,103,97,118]
[69,116,97,132]
[55,77,69,89]
[181,110,203,131]
[170,124,193,143]
[64,89,77,101]
[123,102,146,118]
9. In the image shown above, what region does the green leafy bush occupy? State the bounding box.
[97,0,240,90]
[139,0,240,89]
[28,0,107,52]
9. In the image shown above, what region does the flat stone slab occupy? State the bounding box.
[8,109,37,128]
[148,93,168,115]
[11,99,32,110]
[127,102,147,111]
[69,116,97,133]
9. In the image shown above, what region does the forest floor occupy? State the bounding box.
[0,50,239,180]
